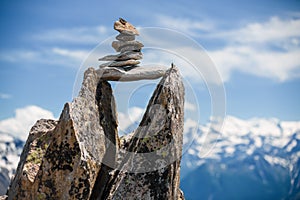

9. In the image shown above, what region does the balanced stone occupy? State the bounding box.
[116,33,135,41]
[112,41,144,52]
[99,51,142,61]
[99,59,140,68]
[114,18,139,35]
[97,65,169,81]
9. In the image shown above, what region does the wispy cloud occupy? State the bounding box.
[0,50,40,63]
[52,47,89,61]
[155,14,300,82]
[34,25,111,45]
[118,107,144,134]
[221,16,300,45]
[0,47,90,68]
[0,105,55,140]
[185,101,196,111]
[156,15,214,36]
[209,16,300,82]
[139,28,224,84]
[2,16,299,82]
[0,24,114,68]
[210,46,300,81]
[0,93,12,99]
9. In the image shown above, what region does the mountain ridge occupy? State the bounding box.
[181,115,300,199]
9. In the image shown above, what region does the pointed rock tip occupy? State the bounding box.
[166,63,180,75]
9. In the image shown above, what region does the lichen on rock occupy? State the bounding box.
[5,64,185,200]
[6,68,119,199]
[102,65,185,200]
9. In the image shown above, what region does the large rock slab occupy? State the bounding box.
[97,66,169,81]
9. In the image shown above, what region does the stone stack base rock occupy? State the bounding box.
[3,65,185,200]
[99,18,143,71]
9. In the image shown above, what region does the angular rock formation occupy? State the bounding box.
[6,68,119,199]
[4,64,185,200]
[101,65,185,200]
[7,119,58,199]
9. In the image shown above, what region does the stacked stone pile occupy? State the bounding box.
[99,18,144,71]
[97,18,168,81]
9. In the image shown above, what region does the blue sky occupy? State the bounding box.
[0,0,300,138]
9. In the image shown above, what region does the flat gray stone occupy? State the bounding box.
[99,51,143,61]
[112,41,144,52]
[96,66,169,81]
[99,59,140,68]
[116,33,135,41]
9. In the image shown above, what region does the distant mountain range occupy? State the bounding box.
[0,132,24,195]
[181,116,300,200]
[0,116,300,199]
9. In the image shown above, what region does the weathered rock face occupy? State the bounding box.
[5,65,185,200]
[102,65,185,200]
[6,119,58,199]
[6,68,119,200]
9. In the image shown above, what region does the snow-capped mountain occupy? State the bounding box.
[0,132,24,195]
[181,116,300,200]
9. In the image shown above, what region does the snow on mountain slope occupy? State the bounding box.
[181,115,300,200]
[0,132,24,195]
[182,116,300,169]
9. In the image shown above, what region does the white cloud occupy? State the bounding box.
[0,105,55,140]
[185,101,196,111]
[0,48,91,68]
[0,24,112,68]
[156,15,214,36]
[140,33,224,84]
[118,107,144,133]
[209,46,300,81]
[209,16,300,82]
[155,14,300,82]
[0,93,12,99]
[52,47,89,61]
[183,118,199,145]
[2,16,299,82]
[34,25,111,44]
[226,16,300,44]
[0,50,41,63]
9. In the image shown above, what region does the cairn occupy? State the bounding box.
[99,18,144,71]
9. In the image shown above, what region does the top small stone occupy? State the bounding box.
[114,18,139,35]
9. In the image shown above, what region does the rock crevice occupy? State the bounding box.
[5,65,185,200]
